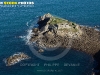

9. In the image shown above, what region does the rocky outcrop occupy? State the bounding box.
[4,52,31,66]
[29,13,100,75]
[30,14,100,53]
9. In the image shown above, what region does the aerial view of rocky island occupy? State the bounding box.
[4,52,31,66]
[27,13,100,75]
[1,0,100,75]
[29,13,100,55]
[4,13,100,75]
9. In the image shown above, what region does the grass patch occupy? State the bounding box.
[50,17,68,25]
[49,16,78,32]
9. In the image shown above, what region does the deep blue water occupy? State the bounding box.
[0,0,100,75]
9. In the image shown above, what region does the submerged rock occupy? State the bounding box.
[38,49,44,53]
[4,52,31,66]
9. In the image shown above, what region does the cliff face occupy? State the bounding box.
[29,13,100,75]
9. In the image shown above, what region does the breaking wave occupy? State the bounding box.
[24,17,38,45]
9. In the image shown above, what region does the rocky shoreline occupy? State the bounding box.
[4,52,31,66]
[29,13,100,75]
[30,13,100,55]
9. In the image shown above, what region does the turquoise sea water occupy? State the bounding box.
[0,0,100,75]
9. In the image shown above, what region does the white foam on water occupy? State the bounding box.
[25,25,36,45]
[26,29,33,44]
[20,19,38,45]
[26,19,33,27]
[19,36,26,39]
[26,22,29,26]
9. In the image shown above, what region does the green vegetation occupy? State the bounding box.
[48,16,78,33]
[49,16,77,27]
[50,17,68,25]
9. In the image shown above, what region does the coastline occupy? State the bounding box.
[28,13,100,75]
